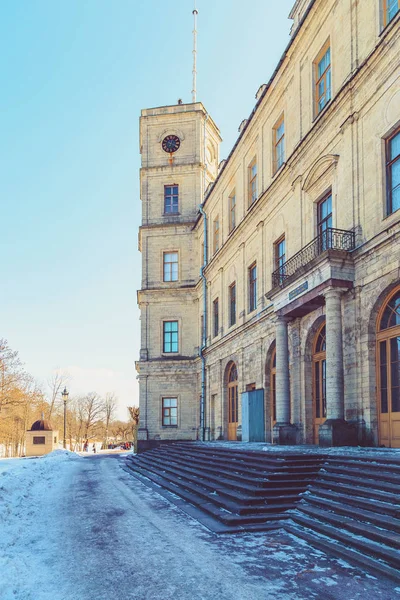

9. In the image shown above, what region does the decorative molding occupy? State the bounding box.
[157,129,186,143]
[302,154,339,192]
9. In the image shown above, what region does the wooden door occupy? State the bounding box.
[313,323,327,444]
[227,362,238,441]
[377,287,400,448]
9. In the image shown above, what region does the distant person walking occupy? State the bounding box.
[92,444,96,454]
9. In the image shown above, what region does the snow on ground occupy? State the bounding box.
[0,451,399,600]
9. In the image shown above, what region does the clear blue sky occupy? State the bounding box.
[0,0,294,419]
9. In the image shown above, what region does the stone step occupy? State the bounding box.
[125,461,294,523]
[149,450,317,487]
[303,493,400,534]
[291,511,400,570]
[286,524,400,584]
[322,464,400,486]
[133,454,311,498]
[324,455,400,472]
[315,475,400,504]
[158,445,324,473]
[298,502,400,550]
[306,486,400,517]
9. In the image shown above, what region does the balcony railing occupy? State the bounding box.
[272,227,355,288]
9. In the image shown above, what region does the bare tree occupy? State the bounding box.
[81,392,104,440]
[0,339,27,414]
[47,369,70,420]
[103,392,118,448]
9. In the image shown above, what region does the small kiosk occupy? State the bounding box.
[26,417,59,457]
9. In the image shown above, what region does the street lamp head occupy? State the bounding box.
[62,387,69,400]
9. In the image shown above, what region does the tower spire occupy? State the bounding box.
[192,1,198,103]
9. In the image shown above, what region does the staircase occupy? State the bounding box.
[125,442,325,533]
[287,454,400,583]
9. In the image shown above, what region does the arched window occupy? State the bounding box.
[227,362,238,441]
[377,286,400,448]
[313,322,327,443]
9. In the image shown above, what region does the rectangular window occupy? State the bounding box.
[315,43,331,116]
[163,252,178,282]
[162,397,178,426]
[274,236,286,283]
[317,193,333,250]
[229,192,236,232]
[273,116,285,173]
[163,321,179,353]
[33,436,45,445]
[213,217,220,253]
[229,282,236,327]
[164,185,179,214]
[383,0,399,27]
[248,159,257,205]
[386,128,400,215]
[249,262,257,312]
[213,298,219,337]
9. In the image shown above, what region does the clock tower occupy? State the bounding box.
[137,102,221,442]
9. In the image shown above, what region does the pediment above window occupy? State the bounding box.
[302,154,339,192]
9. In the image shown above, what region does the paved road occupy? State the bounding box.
[19,453,400,600]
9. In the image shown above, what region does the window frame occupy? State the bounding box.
[314,41,331,117]
[213,298,219,338]
[164,184,179,215]
[162,397,178,427]
[248,158,258,206]
[273,115,285,174]
[163,251,179,282]
[386,127,400,216]
[382,0,399,28]
[229,282,236,328]
[162,320,179,354]
[213,217,220,254]
[229,191,236,232]
[317,193,333,236]
[248,262,257,313]
[274,235,286,272]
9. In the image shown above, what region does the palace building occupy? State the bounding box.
[136,0,400,448]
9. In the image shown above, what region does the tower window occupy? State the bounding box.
[163,321,179,353]
[164,185,179,214]
[163,252,178,282]
[162,398,178,426]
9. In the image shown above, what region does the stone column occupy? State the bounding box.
[319,286,356,446]
[325,287,345,420]
[275,316,291,424]
[273,316,298,444]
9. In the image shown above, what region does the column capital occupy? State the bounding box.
[274,314,292,326]
[323,286,348,300]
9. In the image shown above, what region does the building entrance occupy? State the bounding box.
[227,362,238,441]
[270,348,277,435]
[377,286,400,448]
[313,322,327,444]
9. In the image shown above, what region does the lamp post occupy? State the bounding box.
[62,387,69,449]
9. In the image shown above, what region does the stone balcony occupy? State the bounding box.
[267,228,356,317]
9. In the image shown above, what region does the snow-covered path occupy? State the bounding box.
[1,452,399,600]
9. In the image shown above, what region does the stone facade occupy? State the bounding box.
[137,0,400,448]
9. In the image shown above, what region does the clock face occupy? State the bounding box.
[162,135,181,154]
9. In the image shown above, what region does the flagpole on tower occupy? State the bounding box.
[192,1,198,103]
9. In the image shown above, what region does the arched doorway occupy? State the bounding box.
[312,322,326,444]
[227,362,238,441]
[377,286,400,448]
[270,348,277,434]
